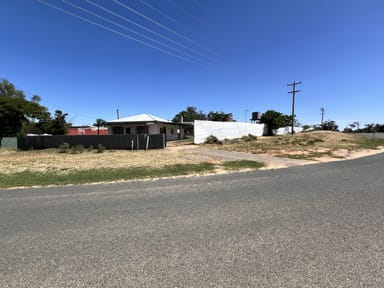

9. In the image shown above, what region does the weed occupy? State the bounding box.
[205,135,222,145]
[96,144,105,153]
[58,142,70,153]
[241,134,258,142]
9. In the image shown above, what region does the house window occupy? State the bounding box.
[160,127,166,134]
[170,128,174,135]
[112,126,123,134]
[125,128,131,134]
[136,126,149,134]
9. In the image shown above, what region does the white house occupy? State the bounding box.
[106,113,191,141]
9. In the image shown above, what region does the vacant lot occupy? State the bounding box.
[1,131,383,176]
[218,131,384,160]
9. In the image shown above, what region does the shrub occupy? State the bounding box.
[204,135,222,145]
[58,142,70,153]
[241,134,257,142]
[96,144,105,153]
[75,144,84,153]
[87,145,94,152]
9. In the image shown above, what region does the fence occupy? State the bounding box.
[15,134,166,150]
[194,120,267,144]
[0,137,18,149]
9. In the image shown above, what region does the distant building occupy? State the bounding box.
[67,126,108,136]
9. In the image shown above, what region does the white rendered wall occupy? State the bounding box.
[273,126,304,135]
[194,120,267,144]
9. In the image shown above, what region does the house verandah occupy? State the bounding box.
[106,113,191,141]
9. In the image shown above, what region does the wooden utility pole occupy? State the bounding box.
[287,81,302,135]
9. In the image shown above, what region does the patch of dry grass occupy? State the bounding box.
[213,131,384,160]
[0,146,219,175]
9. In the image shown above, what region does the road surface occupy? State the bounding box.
[1,153,384,287]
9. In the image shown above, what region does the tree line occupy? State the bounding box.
[344,122,384,133]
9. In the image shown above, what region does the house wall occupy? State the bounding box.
[194,120,267,144]
[108,123,184,141]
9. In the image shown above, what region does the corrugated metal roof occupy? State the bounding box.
[107,113,171,123]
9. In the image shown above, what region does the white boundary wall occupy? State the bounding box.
[273,126,304,135]
[194,120,267,144]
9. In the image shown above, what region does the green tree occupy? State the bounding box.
[172,106,207,123]
[0,79,49,137]
[50,110,70,135]
[207,111,233,121]
[93,118,107,135]
[260,110,291,136]
[321,120,338,131]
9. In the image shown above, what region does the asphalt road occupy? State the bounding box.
[1,154,384,287]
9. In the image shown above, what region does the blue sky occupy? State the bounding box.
[2,0,384,129]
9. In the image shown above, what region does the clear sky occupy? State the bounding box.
[2,0,384,129]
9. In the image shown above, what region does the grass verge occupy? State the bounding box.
[0,161,265,189]
[353,137,384,149]
[0,163,214,189]
[222,160,264,170]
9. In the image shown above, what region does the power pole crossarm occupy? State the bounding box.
[287,81,302,135]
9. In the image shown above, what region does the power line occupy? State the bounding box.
[114,0,196,43]
[84,0,214,63]
[112,0,216,63]
[138,0,223,61]
[137,0,189,30]
[167,0,202,23]
[59,0,207,64]
[37,0,204,65]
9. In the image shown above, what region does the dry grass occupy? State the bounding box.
[214,131,384,160]
[1,131,383,175]
[0,145,218,175]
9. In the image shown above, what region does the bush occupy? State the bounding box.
[204,135,222,145]
[96,144,105,153]
[241,134,257,142]
[58,142,70,153]
[75,144,84,153]
[87,145,94,152]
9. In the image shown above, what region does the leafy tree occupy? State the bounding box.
[259,110,291,136]
[0,79,47,137]
[50,110,70,135]
[321,120,338,131]
[207,111,233,121]
[172,106,207,123]
[93,118,107,135]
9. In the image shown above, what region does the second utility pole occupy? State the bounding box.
[287,81,302,135]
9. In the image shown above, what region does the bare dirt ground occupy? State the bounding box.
[0,131,383,174]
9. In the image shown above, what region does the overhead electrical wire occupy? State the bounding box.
[113,0,195,44]
[137,0,188,30]
[37,0,203,65]
[83,0,213,62]
[112,0,216,63]
[136,0,224,61]
[167,0,202,23]
[59,0,206,64]
[37,0,221,64]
